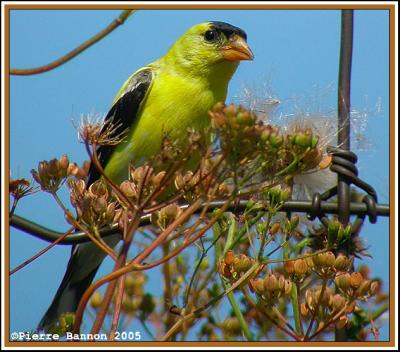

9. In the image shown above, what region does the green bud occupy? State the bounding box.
[289,215,299,230]
[261,129,271,141]
[328,220,341,245]
[338,224,352,244]
[269,133,283,148]
[292,132,312,148]
[311,135,319,148]
[280,188,291,203]
[256,223,268,236]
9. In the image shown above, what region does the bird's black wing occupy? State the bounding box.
[87,68,153,186]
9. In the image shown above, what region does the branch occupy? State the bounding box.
[10,10,135,76]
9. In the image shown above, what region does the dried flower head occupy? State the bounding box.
[67,160,91,179]
[68,178,117,230]
[76,114,126,146]
[9,178,38,200]
[31,155,70,192]
[219,252,254,281]
[152,203,183,230]
[312,251,350,278]
[250,272,292,306]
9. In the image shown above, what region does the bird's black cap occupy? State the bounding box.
[209,21,247,40]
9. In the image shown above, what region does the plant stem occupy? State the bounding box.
[223,280,254,341]
[217,217,254,341]
[291,282,303,337]
[109,274,126,340]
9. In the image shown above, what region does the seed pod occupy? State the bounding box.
[251,278,265,295]
[222,317,241,335]
[219,261,232,279]
[278,275,285,290]
[358,280,372,296]
[350,272,363,289]
[269,222,281,235]
[47,159,60,178]
[89,291,103,309]
[152,171,166,187]
[304,255,315,269]
[335,272,351,291]
[224,250,235,266]
[59,154,70,170]
[300,303,309,317]
[322,251,336,267]
[330,294,346,312]
[370,281,380,296]
[294,259,309,276]
[212,101,225,113]
[334,254,350,271]
[312,253,323,267]
[119,180,137,199]
[284,260,295,275]
[223,103,238,118]
[67,163,79,177]
[317,287,332,307]
[284,279,293,295]
[233,254,252,273]
[264,273,278,292]
[305,289,314,309]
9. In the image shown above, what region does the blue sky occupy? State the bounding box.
[8,8,390,341]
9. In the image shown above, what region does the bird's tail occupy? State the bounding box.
[37,234,120,332]
[37,247,99,332]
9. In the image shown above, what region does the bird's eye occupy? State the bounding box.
[204,30,217,42]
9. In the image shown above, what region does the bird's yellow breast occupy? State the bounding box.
[104,69,228,184]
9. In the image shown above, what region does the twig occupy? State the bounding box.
[109,274,126,340]
[10,10,135,75]
[9,198,18,218]
[9,226,75,275]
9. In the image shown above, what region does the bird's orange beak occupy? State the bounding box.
[221,35,254,61]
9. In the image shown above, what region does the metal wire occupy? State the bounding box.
[337,9,354,227]
[10,199,389,245]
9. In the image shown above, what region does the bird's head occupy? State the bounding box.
[164,21,253,79]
